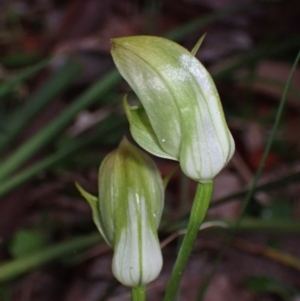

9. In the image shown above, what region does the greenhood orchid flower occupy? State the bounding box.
[111,36,235,182]
[76,137,164,287]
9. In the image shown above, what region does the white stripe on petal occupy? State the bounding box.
[112,193,162,287]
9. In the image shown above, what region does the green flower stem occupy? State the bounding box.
[131,286,146,301]
[164,181,214,301]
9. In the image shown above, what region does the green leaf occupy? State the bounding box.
[0,69,120,182]
[0,60,82,152]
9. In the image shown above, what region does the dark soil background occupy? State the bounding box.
[0,0,300,300]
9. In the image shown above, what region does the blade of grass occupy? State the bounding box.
[226,218,300,234]
[0,232,101,283]
[0,115,126,197]
[0,70,121,181]
[0,53,43,69]
[232,238,300,272]
[197,49,300,301]
[161,221,300,271]
[166,218,300,235]
[0,59,50,99]
[211,169,300,208]
[0,60,82,152]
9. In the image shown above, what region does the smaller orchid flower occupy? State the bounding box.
[111,36,235,182]
[76,137,164,287]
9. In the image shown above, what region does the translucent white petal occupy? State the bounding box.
[112,194,162,287]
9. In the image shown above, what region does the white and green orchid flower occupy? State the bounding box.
[111,36,235,182]
[76,137,164,287]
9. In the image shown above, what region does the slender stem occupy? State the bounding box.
[131,286,146,301]
[163,181,214,301]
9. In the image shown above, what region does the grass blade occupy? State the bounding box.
[0,70,120,182]
[0,115,125,197]
[0,233,101,283]
[212,170,300,208]
[0,60,82,152]
[0,59,50,99]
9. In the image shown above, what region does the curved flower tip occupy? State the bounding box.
[111,36,235,182]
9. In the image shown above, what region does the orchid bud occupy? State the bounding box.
[76,137,164,287]
[111,36,235,182]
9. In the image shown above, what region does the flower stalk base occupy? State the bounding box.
[163,181,214,301]
[132,286,146,301]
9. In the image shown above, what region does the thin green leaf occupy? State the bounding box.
[0,60,82,152]
[0,59,50,99]
[0,70,121,182]
[211,169,300,208]
[0,53,42,68]
[0,233,101,283]
[0,115,125,197]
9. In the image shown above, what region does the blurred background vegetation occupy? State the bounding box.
[0,0,300,300]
